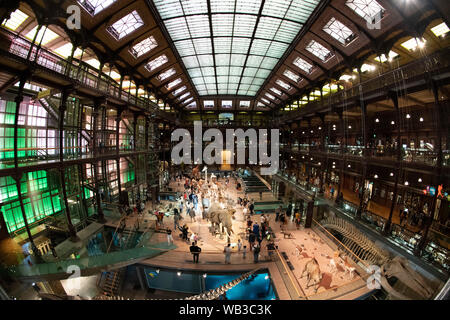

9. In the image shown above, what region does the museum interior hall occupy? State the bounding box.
[0,0,448,301]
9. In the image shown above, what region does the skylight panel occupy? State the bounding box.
[54,43,82,58]
[2,9,29,31]
[25,26,59,45]
[183,56,200,68]
[240,101,251,108]
[257,102,265,107]
[186,102,197,109]
[198,55,214,67]
[204,100,215,108]
[165,17,190,41]
[192,38,213,55]
[306,40,334,62]
[186,15,210,38]
[276,79,292,91]
[214,37,232,54]
[262,0,290,19]
[107,11,144,41]
[261,98,271,104]
[431,22,449,38]
[265,93,276,100]
[130,36,158,58]
[210,0,235,13]
[176,40,196,56]
[283,70,301,83]
[179,93,191,101]
[183,97,194,105]
[255,17,281,40]
[212,14,234,37]
[323,18,356,46]
[233,15,258,37]
[270,87,282,96]
[374,51,399,63]
[293,57,314,74]
[222,101,233,108]
[360,64,376,72]
[166,78,183,90]
[153,0,183,19]
[236,0,263,15]
[285,0,320,23]
[275,20,303,43]
[181,0,208,15]
[78,0,117,16]
[158,68,177,82]
[346,0,384,24]
[401,38,426,51]
[145,55,169,72]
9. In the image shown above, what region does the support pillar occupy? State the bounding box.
[59,90,78,241]
[384,92,401,235]
[414,81,444,255]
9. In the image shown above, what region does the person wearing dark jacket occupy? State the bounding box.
[248,232,256,251]
[190,242,201,263]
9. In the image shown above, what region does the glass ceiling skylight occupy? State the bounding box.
[346,0,384,24]
[276,79,292,91]
[431,22,449,38]
[2,9,29,31]
[173,86,187,96]
[401,38,426,51]
[270,87,282,96]
[166,78,183,90]
[265,93,276,100]
[78,0,117,16]
[323,18,356,46]
[153,0,321,97]
[130,36,158,58]
[25,26,59,46]
[107,10,144,41]
[306,40,334,62]
[374,50,398,63]
[145,55,169,72]
[179,92,191,101]
[204,100,214,108]
[293,56,314,74]
[283,69,301,83]
[158,68,177,82]
[240,101,250,108]
[54,43,83,58]
[261,98,271,105]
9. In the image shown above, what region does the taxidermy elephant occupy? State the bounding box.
[207,203,236,238]
[301,257,322,293]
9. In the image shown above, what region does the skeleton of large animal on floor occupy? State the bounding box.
[207,202,236,239]
[320,216,436,299]
[301,257,322,292]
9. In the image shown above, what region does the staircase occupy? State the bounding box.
[37,96,59,120]
[99,225,138,296]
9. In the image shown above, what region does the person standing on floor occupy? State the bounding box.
[167,229,173,245]
[237,239,242,252]
[249,200,255,215]
[190,242,201,263]
[253,243,260,263]
[224,243,231,264]
[252,222,260,238]
[242,245,247,259]
[275,206,281,221]
[248,232,256,252]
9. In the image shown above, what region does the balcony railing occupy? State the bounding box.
[278,48,450,123]
[0,29,173,120]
